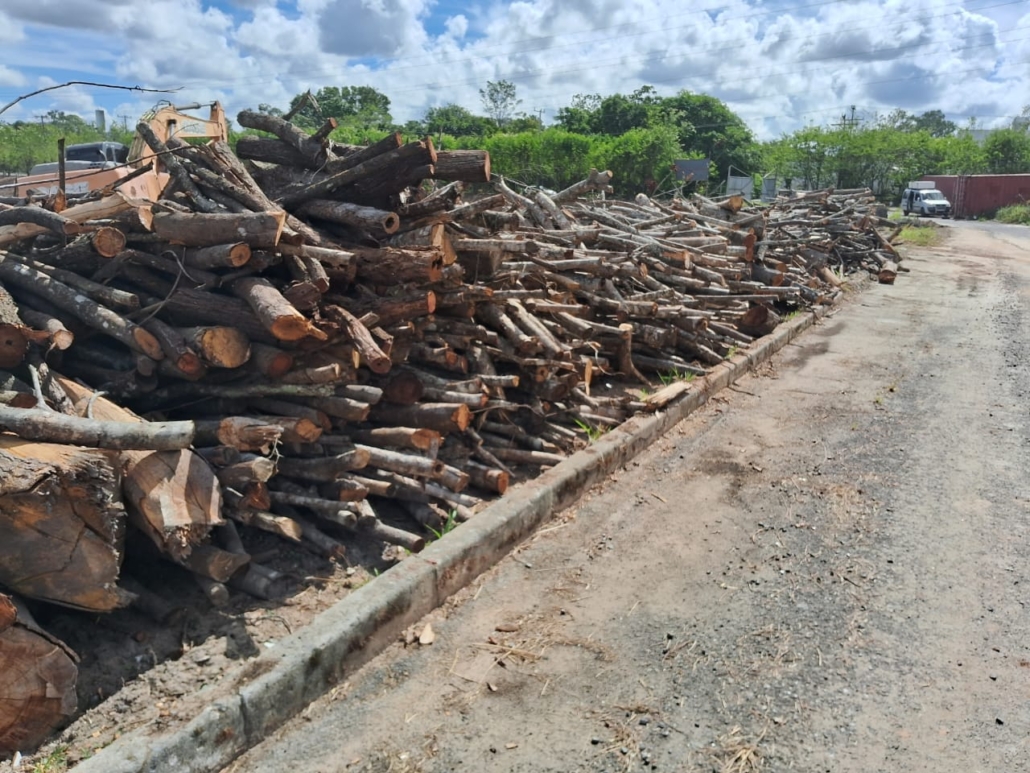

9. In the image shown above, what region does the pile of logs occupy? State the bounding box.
[0,108,899,751]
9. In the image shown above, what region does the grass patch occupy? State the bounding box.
[899,224,943,247]
[32,747,69,773]
[658,369,697,386]
[573,417,608,442]
[996,203,1030,225]
[426,509,459,541]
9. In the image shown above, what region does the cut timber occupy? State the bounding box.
[183,243,252,270]
[0,256,163,361]
[152,211,286,249]
[19,308,74,351]
[0,405,194,450]
[296,200,400,235]
[431,150,491,183]
[0,595,78,754]
[178,326,251,369]
[231,277,325,342]
[324,305,392,374]
[369,402,470,434]
[878,261,898,285]
[57,377,222,561]
[0,191,136,248]
[0,206,80,236]
[0,437,131,611]
[351,247,444,284]
[194,417,283,452]
[737,305,781,337]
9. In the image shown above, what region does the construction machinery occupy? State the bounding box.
[2,101,227,200]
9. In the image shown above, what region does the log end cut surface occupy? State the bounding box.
[0,438,131,612]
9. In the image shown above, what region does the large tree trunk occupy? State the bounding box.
[0,437,132,611]
[57,377,223,561]
[0,594,78,754]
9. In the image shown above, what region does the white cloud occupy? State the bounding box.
[0,0,1025,138]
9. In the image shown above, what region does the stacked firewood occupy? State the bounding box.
[0,110,899,751]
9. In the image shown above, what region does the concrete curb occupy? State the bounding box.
[72,282,860,773]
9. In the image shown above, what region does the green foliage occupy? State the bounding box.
[573,418,607,442]
[422,103,496,138]
[588,124,682,196]
[479,80,521,128]
[0,118,114,174]
[426,510,459,540]
[32,746,69,773]
[658,369,696,385]
[995,204,1030,224]
[474,128,594,190]
[663,90,759,179]
[899,224,943,247]
[983,128,1030,174]
[286,86,393,131]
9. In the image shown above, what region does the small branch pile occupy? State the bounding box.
[0,110,899,751]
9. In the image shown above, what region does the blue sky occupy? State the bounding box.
[0,0,1027,140]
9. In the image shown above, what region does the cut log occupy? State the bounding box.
[152,211,286,249]
[323,304,392,374]
[183,243,252,269]
[0,405,194,450]
[194,416,284,453]
[57,377,222,560]
[0,256,163,360]
[231,277,325,342]
[0,191,136,248]
[351,246,444,284]
[878,261,898,285]
[737,305,781,337]
[178,325,251,369]
[296,200,399,235]
[369,402,471,434]
[0,437,131,611]
[0,595,78,754]
[431,150,491,183]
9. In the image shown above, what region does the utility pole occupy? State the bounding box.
[534,107,544,124]
[119,115,131,131]
[835,105,860,131]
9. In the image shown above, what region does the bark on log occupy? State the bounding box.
[0,206,80,236]
[231,277,325,342]
[183,243,252,269]
[350,247,444,284]
[431,150,491,183]
[0,256,164,360]
[276,448,370,482]
[0,595,78,754]
[194,416,284,453]
[323,304,392,374]
[296,200,399,235]
[152,211,286,249]
[57,377,222,560]
[236,110,331,168]
[0,191,136,248]
[369,402,471,434]
[0,405,194,450]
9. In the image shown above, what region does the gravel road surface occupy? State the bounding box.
[226,221,1030,773]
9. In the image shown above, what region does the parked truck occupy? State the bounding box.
[900,181,952,218]
[0,101,227,201]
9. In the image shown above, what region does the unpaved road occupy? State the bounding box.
[226,222,1030,773]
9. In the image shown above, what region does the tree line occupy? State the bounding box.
[3,84,1029,204]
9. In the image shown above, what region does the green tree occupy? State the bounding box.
[555,94,601,134]
[422,104,495,138]
[660,90,757,180]
[287,86,392,130]
[983,128,1030,173]
[479,80,521,128]
[912,110,956,137]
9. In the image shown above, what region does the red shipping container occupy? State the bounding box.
[921,174,1030,218]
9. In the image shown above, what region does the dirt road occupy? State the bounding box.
[226,222,1030,773]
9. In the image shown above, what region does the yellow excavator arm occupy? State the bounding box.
[127,101,228,165]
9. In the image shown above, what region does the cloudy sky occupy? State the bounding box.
[0,0,1027,140]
